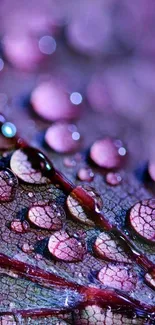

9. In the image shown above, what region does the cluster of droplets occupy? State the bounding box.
[0,116,155,323]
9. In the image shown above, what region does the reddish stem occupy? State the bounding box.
[0,253,154,320]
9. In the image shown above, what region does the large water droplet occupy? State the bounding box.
[77,167,94,182]
[129,199,155,243]
[10,147,54,184]
[45,122,81,153]
[28,202,65,230]
[90,137,126,169]
[66,185,103,226]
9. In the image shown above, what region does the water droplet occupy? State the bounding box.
[94,232,131,263]
[10,220,28,233]
[21,243,34,253]
[148,161,155,181]
[45,122,81,153]
[67,185,102,226]
[3,35,44,71]
[105,172,122,186]
[90,137,126,169]
[63,157,76,167]
[31,81,81,121]
[39,35,56,55]
[10,147,54,184]
[77,167,94,182]
[28,203,65,230]
[129,199,155,243]
[0,168,18,202]
[48,230,85,262]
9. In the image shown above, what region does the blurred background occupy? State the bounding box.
[0,0,155,170]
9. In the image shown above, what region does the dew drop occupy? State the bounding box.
[0,168,18,202]
[129,199,155,243]
[10,219,28,233]
[148,161,155,181]
[48,230,85,262]
[105,172,122,186]
[94,232,131,263]
[10,147,54,184]
[77,167,94,182]
[45,122,81,153]
[67,185,103,226]
[28,203,65,230]
[21,243,34,253]
[90,137,126,169]
[63,157,76,167]
[31,81,81,121]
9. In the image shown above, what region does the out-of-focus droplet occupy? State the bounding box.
[28,203,65,230]
[106,172,122,186]
[45,122,81,153]
[129,199,155,243]
[38,35,56,54]
[94,232,131,263]
[90,137,126,169]
[31,81,81,121]
[48,230,85,262]
[0,168,18,202]
[63,157,76,167]
[0,58,4,71]
[70,92,83,105]
[87,76,111,112]
[148,162,155,181]
[77,167,94,182]
[3,35,45,71]
[1,122,16,138]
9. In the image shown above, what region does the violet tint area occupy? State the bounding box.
[1,1,155,324]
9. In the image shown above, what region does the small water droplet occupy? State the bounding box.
[28,192,34,198]
[77,167,94,182]
[21,243,34,253]
[45,122,81,153]
[105,172,122,186]
[63,157,76,167]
